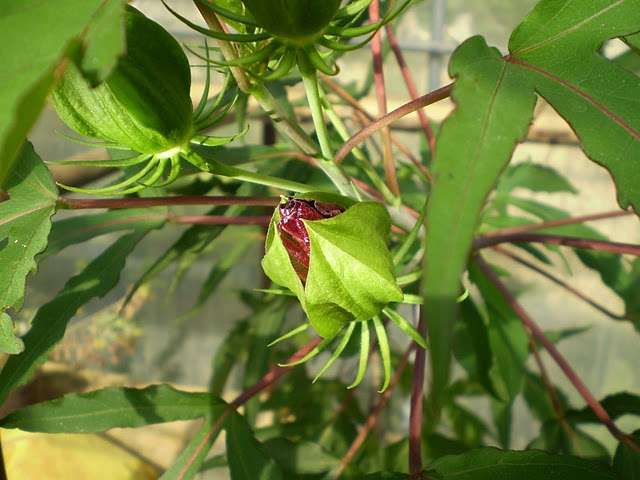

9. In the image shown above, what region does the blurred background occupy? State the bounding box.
[5,0,639,478]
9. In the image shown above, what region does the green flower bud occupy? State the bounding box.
[52,6,193,155]
[262,194,403,338]
[242,0,341,45]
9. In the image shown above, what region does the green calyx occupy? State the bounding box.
[52,6,193,155]
[241,0,341,45]
[261,194,403,339]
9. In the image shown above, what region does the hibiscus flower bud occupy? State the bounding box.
[277,198,344,282]
[261,193,403,339]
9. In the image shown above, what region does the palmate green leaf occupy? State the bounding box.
[45,207,167,258]
[0,231,149,404]
[0,0,125,188]
[426,448,617,479]
[0,385,226,432]
[522,372,570,423]
[614,429,640,480]
[469,263,529,403]
[226,413,284,480]
[0,143,57,311]
[509,0,640,214]
[422,36,536,406]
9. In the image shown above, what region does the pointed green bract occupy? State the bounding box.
[0,143,57,314]
[422,36,536,407]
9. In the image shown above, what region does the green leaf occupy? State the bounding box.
[498,161,577,195]
[0,385,226,432]
[45,208,166,257]
[161,415,229,480]
[613,430,640,480]
[0,312,23,355]
[0,231,148,404]
[470,263,529,402]
[427,448,616,479]
[0,142,57,313]
[452,299,495,396]
[445,402,490,448]
[79,0,126,85]
[529,423,610,464]
[242,298,288,425]
[262,438,340,474]
[509,0,640,214]
[566,392,640,424]
[226,413,284,480]
[0,0,125,188]
[422,36,536,405]
[522,372,570,423]
[209,320,249,396]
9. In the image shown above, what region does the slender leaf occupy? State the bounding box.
[566,392,640,424]
[422,36,536,405]
[470,263,529,402]
[226,413,284,480]
[0,231,148,404]
[613,429,640,480]
[0,385,226,432]
[45,208,167,257]
[497,161,577,195]
[427,448,616,479]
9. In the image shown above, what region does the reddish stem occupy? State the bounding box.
[177,338,322,479]
[370,0,400,196]
[475,233,640,256]
[330,345,414,479]
[58,195,279,210]
[385,24,436,154]
[322,76,431,179]
[493,246,625,320]
[335,83,453,163]
[409,308,426,476]
[475,255,640,453]
[486,209,633,237]
[168,214,272,226]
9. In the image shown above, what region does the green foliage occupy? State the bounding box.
[1,0,640,478]
[426,448,617,479]
[0,385,226,432]
[422,35,536,405]
[0,0,125,188]
[0,231,151,404]
[0,143,57,354]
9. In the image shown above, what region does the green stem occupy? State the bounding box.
[183,149,312,193]
[300,63,333,159]
[298,57,356,197]
[320,88,397,205]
